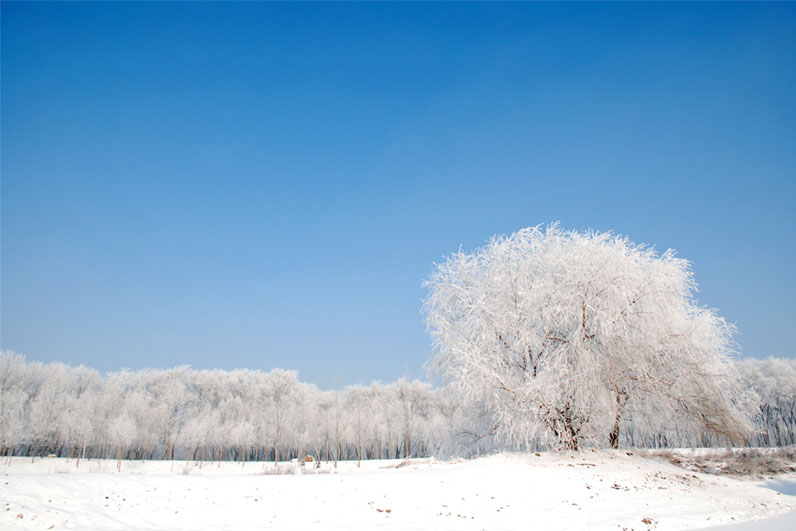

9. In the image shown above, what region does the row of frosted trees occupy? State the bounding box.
[1,352,795,463]
[737,358,796,447]
[0,352,443,466]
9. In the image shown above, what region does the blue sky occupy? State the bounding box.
[2,2,795,388]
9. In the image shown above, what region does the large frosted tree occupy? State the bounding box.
[424,224,750,450]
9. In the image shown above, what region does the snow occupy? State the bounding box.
[2,451,794,530]
[708,508,796,530]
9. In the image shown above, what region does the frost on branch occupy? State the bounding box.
[423,224,751,451]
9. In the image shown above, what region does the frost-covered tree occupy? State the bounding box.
[424,224,750,451]
[28,362,75,459]
[431,385,498,458]
[736,358,796,447]
[109,411,137,471]
[264,369,298,464]
[368,383,398,460]
[394,379,433,458]
[293,381,319,463]
[60,366,101,465]
[345,384,381,467]
[0,352,32,458]
[145,367,191,460]
[315,391,335,463]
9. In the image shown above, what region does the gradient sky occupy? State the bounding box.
[2,2,795,389]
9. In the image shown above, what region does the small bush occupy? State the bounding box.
[301,467,330,475]
[259,464,295,475]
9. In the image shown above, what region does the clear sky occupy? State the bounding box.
[2,2,795,389]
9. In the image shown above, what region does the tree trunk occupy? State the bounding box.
[76,435,87,468]
[334,409,340,469]
[610,414,621,449]
[610,391,628,449]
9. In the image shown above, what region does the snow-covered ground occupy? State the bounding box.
[2,451,794,530]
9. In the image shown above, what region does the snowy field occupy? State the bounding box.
[2,451,795,530]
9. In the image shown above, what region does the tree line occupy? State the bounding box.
[0,353,441,467]
[1,352,795,466]
[737,358,796,447]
